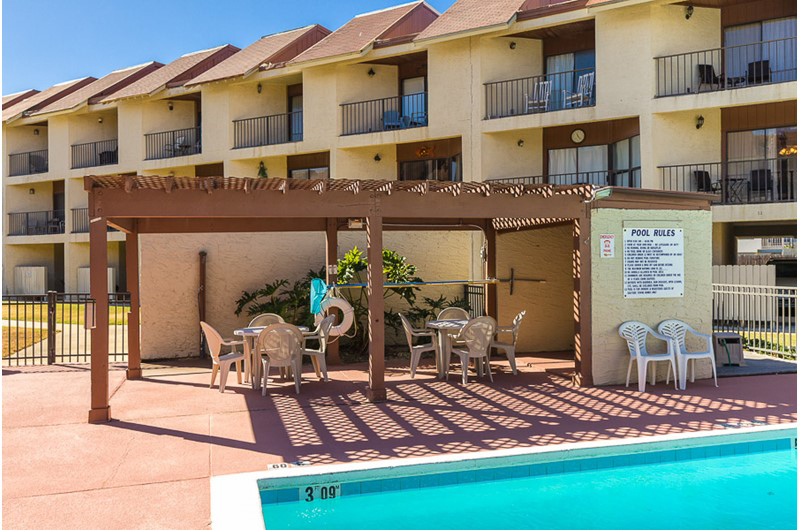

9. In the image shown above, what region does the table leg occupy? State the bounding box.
[250,339,262,390]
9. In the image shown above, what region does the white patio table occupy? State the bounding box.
[425,319,468,379]
[234,325,308,390]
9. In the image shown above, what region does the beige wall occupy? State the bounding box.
[481,129,542,180]
[590,207,713,385]
[335,146,397,180]
[3,243,56,293]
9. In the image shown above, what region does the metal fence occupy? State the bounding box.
[464,285,485,318]
[71,139,118,169]
[233,111,303,148]
[2,292,131,366]
[484,68,595,119]
[8,149,48,176]
[341,92,427,135]
[144,126,201,160]
[713,283,796,359]
[489,169,641,187]
[8,210,65,236]
[655,37,797,97]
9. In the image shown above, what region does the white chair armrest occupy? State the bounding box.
[687,328,712,340]
[411,328,436,338]
[222,339,245,346]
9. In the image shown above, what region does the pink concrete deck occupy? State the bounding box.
[3,356,796,529]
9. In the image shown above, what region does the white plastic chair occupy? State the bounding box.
[564,71,595,108]
[200,321,244,393]
[491,310,526,375]
[302,315,335,382]
[618,321,677,392]
[450,316,497,384]
[400,313,439,378]
[249,313,284,327]
[658,319,719,390]
[257,324,304,395]
[437,307,469,321]
[525,80,552,113]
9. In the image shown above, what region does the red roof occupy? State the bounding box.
[415,0,524,41]
[3,78,96,121]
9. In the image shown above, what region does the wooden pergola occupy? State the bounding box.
[85,175,598,423]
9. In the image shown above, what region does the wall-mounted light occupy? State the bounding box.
[374,153,382,162]
[685,5,694,19]
[257,83,262,94]
[28,188,35,195]
[258,161,268,178]
[33,129,39,136]
[167,101,174,111]
[168,171,175,177]
[97,117,103,124]
[695,115,705,129]
[517,139,525,147]
[367,68,376,77]
[509,41,517,50]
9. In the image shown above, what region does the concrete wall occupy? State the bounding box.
[590,208,713,385]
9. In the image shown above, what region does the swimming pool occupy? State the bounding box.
[211,425,797,529]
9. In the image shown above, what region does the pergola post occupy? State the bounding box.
[126,227,141,379]
[484,224,498,320]
[366,214,386,402]
[325,218,341,364]
[88,216,110,422]
[572,214,593,386]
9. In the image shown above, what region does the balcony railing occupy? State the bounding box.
[71,139,118,169]
[484,68,595,119]
[655,37,797,97]
[233,111,303,148]
[72,208,89,233]
[490,168,640,187]
[341,92,427,136]
[144,126,201,160]
[659,157,796,204]
[8,150,48,176]
[8,210,65,236]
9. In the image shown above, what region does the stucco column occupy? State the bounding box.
[366,214,386,402]
[126,228,141,379]
[89,216,110,423]
[572,213,593,387]
[325,218,341,364]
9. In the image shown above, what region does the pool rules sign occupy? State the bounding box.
[623,228,684,299]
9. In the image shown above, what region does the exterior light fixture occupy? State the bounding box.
[28,188,35,195]
[168,101,174,111]
[509,41,517,50]
[374,153,381,162]
[97,117,103,124]
[685,5,693,19]
[33,129,39,136]
[695,115,704,129]
[258,161,268,178]
[517,139,524,147]
[257,83,262,94]
[367,68,376,77]
[347,218,364,229]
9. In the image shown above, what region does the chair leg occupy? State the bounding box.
[461,356,469,385]
[310,356,321,379]
[650,361,657,386]
[318,354,329,382]
[626,358,633,388]
[219,362,230,393]
[669,358,678,390]
[410,349,421,378]
[293,359,302,394]
[691,359,696,383]
[679,356,689,390]
[485,357,493,382]
[210,364,219,389]
[637,359,648,392]
[235,360,242,385]
[262,360,270,397]
[710,356,719,387]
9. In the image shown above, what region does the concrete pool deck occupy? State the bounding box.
[3,355,797,529]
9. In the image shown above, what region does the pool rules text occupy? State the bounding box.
[623,228,684,299]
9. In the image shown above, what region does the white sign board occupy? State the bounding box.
[623,228,684,299]
[599,234,615,258]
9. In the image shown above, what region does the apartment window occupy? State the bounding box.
[546,50,596,109]
[290,166,329,180]
[548,134,640,187]
[401,76,426,124]
[724,17,797,83]
[398,154,461,181]
[289,94,303,142]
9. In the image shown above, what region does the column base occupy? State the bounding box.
[88,406,111,423]
[366,387,387,402]
[126,367,142,379]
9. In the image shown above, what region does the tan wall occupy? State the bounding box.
[590,208,713,385]
[5,123,48,157]
[226,157,287,179]
[335,146,397,181]
[481,129,542,180]
[68,109,118,146]
[3,243,56,293]
[63,241,122,292]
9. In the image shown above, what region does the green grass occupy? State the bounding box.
[2,303,130,326]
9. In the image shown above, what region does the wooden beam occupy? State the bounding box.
[485,224,498,321]
[366,214,386,402]
[107,218,135,234]
[126,227,141,380]
[88,216,111,423]
[133,218,327,234]
[325,218,341,365]
[572,213,593,386]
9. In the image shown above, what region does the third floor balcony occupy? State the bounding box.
[144,126,201,161]
[341,92,427,136]
[71,139,118,169]
[233,111,303,149]
[8,149,48,177]
[484,68,596,120]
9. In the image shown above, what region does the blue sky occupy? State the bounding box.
[2,0,454,94]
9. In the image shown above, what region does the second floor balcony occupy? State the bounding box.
[8,209,65,236]
[233,111,303,149]
[71,139,118,169]
[660,157,797,204]
[489,168,640,188]
[8,149,48,177]
[144,126,201,160]
[485,68,595,120]
[341,92,427,136]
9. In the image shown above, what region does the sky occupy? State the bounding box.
[2,0,454,95]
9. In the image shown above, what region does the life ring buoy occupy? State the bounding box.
[315,297,355,337]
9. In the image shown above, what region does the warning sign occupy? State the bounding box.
[623,228,684,299]
[599,234,615,258]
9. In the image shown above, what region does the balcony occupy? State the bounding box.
[659,157,796,204]
[144,126,201,160]
[233,112,302,149]
[490,168,640,187]
[341,93,427,136]
[655,37,796,98]
[8,150,48,176]
[484,68,595,120]
[8,210,65,236]
[71,139,118,169]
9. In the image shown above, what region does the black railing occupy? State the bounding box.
[72,208,89,233]
[660,157,797,204]
[8,210,65,236]
[464,285,485,318]
[655,37,797,97]
[144,126,201,160]
[490,169,640,187]
[71,139,118,169]
[485,68,595,119]
[9,149,48,176]
[341,92,427,135]
[233,111,303,148]
[1,292,130,366]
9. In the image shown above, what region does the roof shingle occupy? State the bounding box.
[3,89,39,108]
[415,0,524,41]
[3,78,96,121]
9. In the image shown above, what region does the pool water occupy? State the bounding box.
[263,444,796,530]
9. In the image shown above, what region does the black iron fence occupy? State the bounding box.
[341,92,427,135]
[464,285,485,318]
[144,126,201,160]
[490,169,641,187]
[655,37,797,97]
[660,158,796,204]
[8,210,65,236]
[8,149,48,176]
[71,139,118,169]
[233,111,303,148]
[2,292,131,366]
[484,68,595,119]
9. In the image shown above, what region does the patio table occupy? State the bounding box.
[235,325,308,390]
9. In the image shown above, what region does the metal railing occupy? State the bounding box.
[71,139,118,169]
[490,168,641,187]
[8,149,48,176]
[144,126,201,160]
[655,37,797,97]
[341,92,427,136]
[484,68,595,119]
[464,285,485,318]
[72,208,89,233]
[713,283,796,360]
[2,292,130,366]
[8,210,65,236]
[659,157,796,204]
[233,111,303,148]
